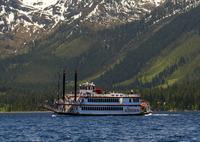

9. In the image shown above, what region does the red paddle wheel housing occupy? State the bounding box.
[94,87,104,94]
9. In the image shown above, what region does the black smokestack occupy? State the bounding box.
[57,73,61,101]
[74,70,77,101]
[62,70,66,101]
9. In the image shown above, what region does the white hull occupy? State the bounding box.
[55,110,144,116]
[75,111,142,115]
[50,103,148,115]
[46,103,150,116]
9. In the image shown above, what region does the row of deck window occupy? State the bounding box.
[87,98,119,103]
[81,106,123,111]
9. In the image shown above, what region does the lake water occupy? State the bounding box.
[0,112,200,142]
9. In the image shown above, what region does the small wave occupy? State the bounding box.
[152,113,180,117]
[152,114,169,116]
[51,114,57,117]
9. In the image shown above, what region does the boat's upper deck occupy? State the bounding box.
[77,82,140,98]
[65,93,140,98]
[58,82,141,105]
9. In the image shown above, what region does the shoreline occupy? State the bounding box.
[0,111,52,114]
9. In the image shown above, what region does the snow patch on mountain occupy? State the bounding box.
[73,12,82,20]
[7,13,15,24]
[0,5,6,16]
[86,4,99,20]
[152,0,165,6]
[20,0,59,9]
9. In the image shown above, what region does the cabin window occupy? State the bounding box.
[133,98,139,102]
[129,98,131,103]
[82,106,123,111]
[87,98,119,103]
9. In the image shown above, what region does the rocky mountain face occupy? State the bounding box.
[0,0,169,56]
[1,0,165,34]
[1,0,199,54]
[0,0,200,55]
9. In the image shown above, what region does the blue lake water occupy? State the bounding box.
[0,112,200,142]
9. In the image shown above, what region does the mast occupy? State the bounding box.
[74,70,77,101]
[57,73,61,101]
[62,70,66,101]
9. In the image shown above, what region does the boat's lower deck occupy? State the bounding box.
[44,104,151,115]
[56,105,143,115]
[55,112,146,116]
[78,106,141,115]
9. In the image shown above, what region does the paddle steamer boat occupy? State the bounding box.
[45,71,151,115]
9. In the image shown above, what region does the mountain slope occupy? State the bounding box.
[97,5,200,88]
[0,2,200,92]
[136,34,200,87]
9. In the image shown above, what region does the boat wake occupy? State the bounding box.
[150,113,180,117]
[145,113,153,116]
[51,114,57,117]
[152,114,169,116]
